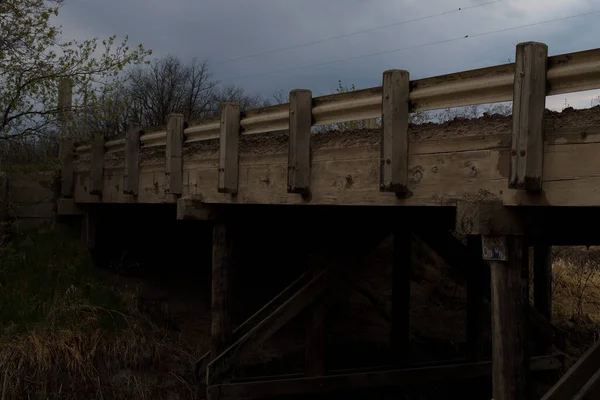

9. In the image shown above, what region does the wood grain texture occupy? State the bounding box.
[381,70,410,193]
[211,220,234,376]
[218,103,241,194]
[288,89,312,194]
[90,134,104,196]
[166,114,184,195]
[490,235,529,400]
[510,42,548,191]
[124,123,141,195]
[73,125,600,207]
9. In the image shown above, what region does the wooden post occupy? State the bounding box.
[305,252,326,376]
[391,227,411,363]
[211,218,234,381]
[123,123,141,196]
[58,78,74,197]
[534,243,553,354]
[509,41,548,191]
[288,89,312,195]
[166,113,184,197]
[380,69,410,195]
[218,103,241,194]
[484,235,530,400]
[466,235,486,361]
[89,133,104,196]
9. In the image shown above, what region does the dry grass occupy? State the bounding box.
[0,227,199,400]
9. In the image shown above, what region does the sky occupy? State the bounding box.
[55,0,600,111]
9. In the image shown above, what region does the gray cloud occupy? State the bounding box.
[56,0,600,108]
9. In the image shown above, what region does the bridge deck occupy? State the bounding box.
[72,107,600,207]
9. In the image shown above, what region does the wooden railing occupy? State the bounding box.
[60,41,600,199]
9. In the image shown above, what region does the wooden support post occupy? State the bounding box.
[305,252,326,376]
[123,123,141,196]
[509,41,548,191]
[391,227,411,363]
[58,78,74,197]
[534,243,553,354]
[90,134,104,196]
[80,206,96,250]
[166,113,184,197]
[380,69,410,195]
[466,235,486,361]
[218,103,241,194]
[287,89,312,195]
[485,234,529,400]
[211,219,234,367]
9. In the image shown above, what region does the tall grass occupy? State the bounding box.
[0,228,197,399]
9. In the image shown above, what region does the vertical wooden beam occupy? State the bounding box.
[391,227,411,363]
[166,113,184,197]
[218,103,241,194]
[89,134,104,196]
[381,70,410,195]
[80,206,96,249]
[305,251,326,376]
[534,243,553,354]
[466,235,486,361]
[123,123,141,196]
[509,41,548,191]
[58,78,74,197]
[211,219,234,378]
[485,234,529,400]
[288,89,312,195]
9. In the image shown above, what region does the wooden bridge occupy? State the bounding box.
[57,41,600,399]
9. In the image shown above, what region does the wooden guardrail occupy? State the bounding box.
[60,42,600,199]
[71,45,600,155]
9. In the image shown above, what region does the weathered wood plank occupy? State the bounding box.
[207,355,562,400]
[456,201,524,235]
[124,123,141,195]
[166,114,184,196]
[288,89,312,194]
[489,234,529,400]
[391,227,411,363]
[212,219,234,364]
[381,70,410,194]
[542,339,600,400]
[534,243,553,354]
[510,41,548,191]
[58,78,74,197]
[90,134,104,196]
[218,103,241,194]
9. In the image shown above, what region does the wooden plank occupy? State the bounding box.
[466,235,486,361]
[391,227,411,363]
[207,265,333,384]
[90,134,104,196]
[287,89,312,194]
[534,243,553,355]
[58,78,74,197]
[207,355,562,400]
[123,123,141,195]
[489,234,529,400]
[166,114,184,196]
[72,124,600,208]
[381,69,410,194]
[218,103,241,194]
[212,219,234,364]
[509,41,548,191]
[456,201,524,236]
[542,340,600,400]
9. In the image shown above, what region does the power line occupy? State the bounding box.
[215,0,503,65]
[226,9,600,82]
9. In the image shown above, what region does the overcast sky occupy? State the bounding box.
[56,0,600,111]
